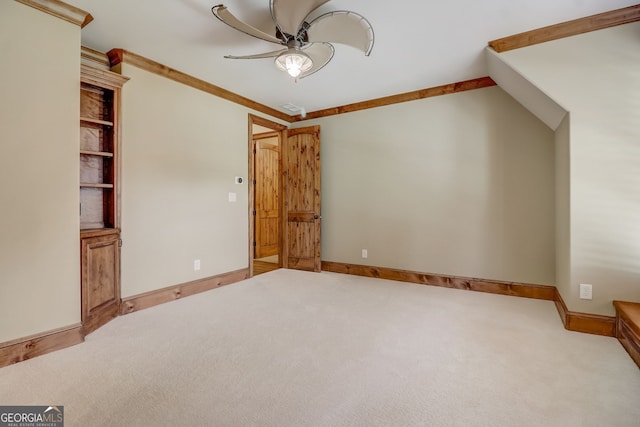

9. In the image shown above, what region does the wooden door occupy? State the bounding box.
[254,137,280,259]
[283,126,321,272]
[80,229,121,334]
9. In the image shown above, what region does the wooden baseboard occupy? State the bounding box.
[321,261,556,300]
[0,269,249,369]
[82,300,119,336]
[554,289,616,336]
[120,268,250,315]
[0,324,84,369]
[321,262,617,336]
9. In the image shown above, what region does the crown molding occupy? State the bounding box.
[489,4,640,53]
[106,49,497,123]
[81,45,111,70]
[107,49,293,123]
[295,77,496,121]
[16,0,93,28]
[81,64,129,90]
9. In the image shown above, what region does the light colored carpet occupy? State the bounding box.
[1,269,639,427]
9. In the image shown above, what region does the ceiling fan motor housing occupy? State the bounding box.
[276,21,310,43]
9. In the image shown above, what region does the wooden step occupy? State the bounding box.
[613,301,640,369]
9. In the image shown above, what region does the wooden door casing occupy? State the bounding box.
[254,137,280,259]
[284,126,321,272]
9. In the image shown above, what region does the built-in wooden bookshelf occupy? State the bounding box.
[80,79,116,228]
[79,64,128,334]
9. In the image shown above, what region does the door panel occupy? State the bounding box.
[81,229,120,334]
[255,138,279,258]
[284,126,321,272]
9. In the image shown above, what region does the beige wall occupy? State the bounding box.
[297,86,556,285]
[118,64,271,297]
[499,22,640,315]
[0,2,81,342]
[555,115,571,305]
[4,1,631,347]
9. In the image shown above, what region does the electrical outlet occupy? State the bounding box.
[194,259,201,271]
[579,283,592,300]
[362,249,368,258]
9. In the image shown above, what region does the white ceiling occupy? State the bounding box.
[68,0,637,115]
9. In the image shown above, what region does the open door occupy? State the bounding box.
[283,126,321,272]
[248,115,286,277]
[254,134,280,259]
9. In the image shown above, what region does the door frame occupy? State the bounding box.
[248,114,287,277]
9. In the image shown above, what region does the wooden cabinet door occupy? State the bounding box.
[255,138,280,259]
[81,229,120,334]
[283,126,321,272]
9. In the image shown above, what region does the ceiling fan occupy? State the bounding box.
[212,0,374,81]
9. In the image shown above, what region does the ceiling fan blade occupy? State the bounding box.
[307,11,374,55]
[225,48,287,60]
[270,0,330,37]
[212,4,282,45]
[299,42,334,79]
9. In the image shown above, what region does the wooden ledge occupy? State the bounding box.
[80,227,121,239]
[613,301,640,368]
[614,301,640,338]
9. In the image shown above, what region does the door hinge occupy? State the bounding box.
[252,210,257,215]
[252,241,256,247]
[118,239,123,247]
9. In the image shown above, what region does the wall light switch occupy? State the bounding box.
[194,259,201,271]
[579,283,592,300]
[362,249,368,258]
[228,192,237,202]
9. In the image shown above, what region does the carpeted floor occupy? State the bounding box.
[1,269,639,426]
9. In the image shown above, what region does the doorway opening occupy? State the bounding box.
[248,115,286,276]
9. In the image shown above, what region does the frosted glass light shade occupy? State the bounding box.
[275,49,313,78]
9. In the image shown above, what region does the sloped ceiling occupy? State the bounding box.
[68,0,638,115]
